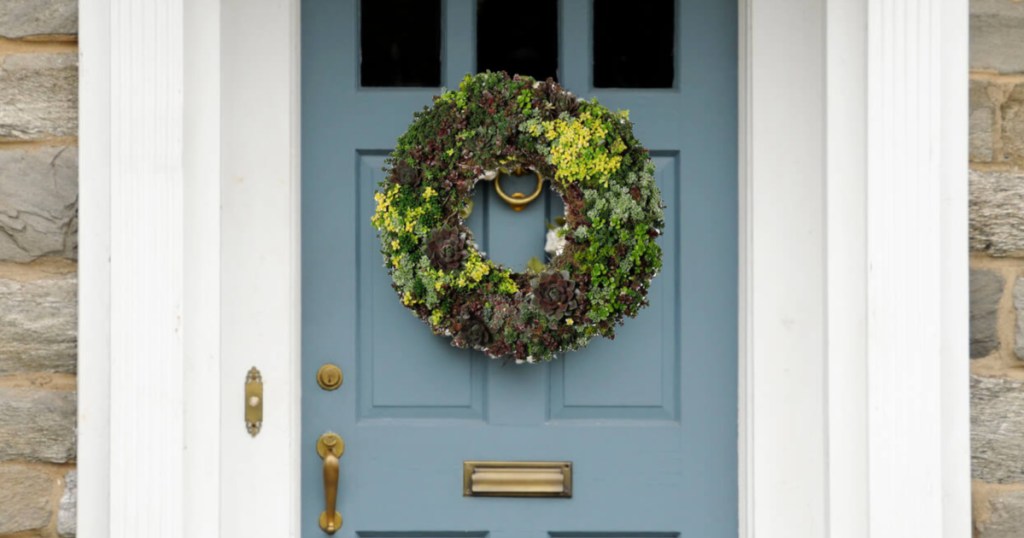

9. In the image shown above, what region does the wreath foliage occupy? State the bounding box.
[372,72,664,362]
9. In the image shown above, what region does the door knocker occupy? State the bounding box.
[492,167,546,212]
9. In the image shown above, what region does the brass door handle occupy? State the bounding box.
[317,433,345,534]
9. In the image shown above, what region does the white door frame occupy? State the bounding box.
[77,0,970,536]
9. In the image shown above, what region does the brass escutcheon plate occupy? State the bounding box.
[316,363,343,391]
[317,432,345,459]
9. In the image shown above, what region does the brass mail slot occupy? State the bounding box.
[463,461,572,498]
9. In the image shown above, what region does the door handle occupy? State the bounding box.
[317,432,345,534]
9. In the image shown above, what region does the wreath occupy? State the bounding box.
[372,72,664,363]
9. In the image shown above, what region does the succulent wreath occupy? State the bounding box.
[371,72,664,363]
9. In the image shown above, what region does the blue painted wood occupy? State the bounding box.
[302,0,737,536]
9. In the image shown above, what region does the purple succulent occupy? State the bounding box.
[533,271,576,319]
[426,227,467,271]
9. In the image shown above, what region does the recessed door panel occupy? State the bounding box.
[549,154,679,421]
[356,153,486,420]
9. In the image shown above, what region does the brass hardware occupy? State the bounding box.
[244,367,263,437]
[316,363,344,391]
[493,168,546,212]
[318,433,345,534]
[463,461,572,498]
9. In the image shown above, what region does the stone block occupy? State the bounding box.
[973,376,1024,483]
[0,464,56,534]
[0,53,78,140]
[1015,279,1024,361]
[972,269,1004,358]
[1002,83,1024,163]
[58,469,75,537]
[978,489,1024,538]
[0,269,76,374]
[971,0,1024,73]
[972,79,995,162]
[970,169,1024,255]
[0,0,77,38]
[0,145,78,261]
[0,388,75,463]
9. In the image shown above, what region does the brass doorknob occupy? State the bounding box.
[317,432,345,534]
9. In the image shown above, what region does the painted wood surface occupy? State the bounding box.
[301,0,738,536]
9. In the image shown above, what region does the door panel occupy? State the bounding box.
[302,0,736,536]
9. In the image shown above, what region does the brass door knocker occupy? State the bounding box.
[493,167,546,211]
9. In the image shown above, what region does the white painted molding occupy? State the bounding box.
[81,0,188,536]
[742,0,970,536]
[219,0,302,536]
[77,0,112,536]
[182,0,223,535]
[742,0,828,534]
[862,0,970,535]
[825,0,869,535]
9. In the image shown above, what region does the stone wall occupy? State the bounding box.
[0,1,78,536]
[971,0,1024,536]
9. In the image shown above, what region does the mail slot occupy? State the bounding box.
[463,461,572,498]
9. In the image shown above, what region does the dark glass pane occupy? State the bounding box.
[361,0,441,87]
[477,0,558,81]
[593,0,675,88]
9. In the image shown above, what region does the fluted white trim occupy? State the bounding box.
[740,0,970,536]
[81,0,187,536]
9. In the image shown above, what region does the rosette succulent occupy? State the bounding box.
[457,317,493,348]
[425,228,467,270]
[532,271,576,319]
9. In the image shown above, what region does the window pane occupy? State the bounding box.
[477,0,558,81]
[593,0,675,88]
[361,0,441,87]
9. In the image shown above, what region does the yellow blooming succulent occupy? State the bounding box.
[541,111,626,187]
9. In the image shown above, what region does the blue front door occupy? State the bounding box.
[302,0,737,536]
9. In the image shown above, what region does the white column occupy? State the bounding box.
[107,1,186,536]
[79,0,226,536]
[863,0,970,535]
[742,0,970,536]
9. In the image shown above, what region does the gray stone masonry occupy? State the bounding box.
[1002,84,1024,164]
[969,77,1024,165]
[972,78,995,162]
[970,170,1024,255]
[0,388,75,463]
[972,269,1004,358]
[971,0,1024,74]
[58,469,75,537]
[0,53,78,140]
[0,0,77,38]
[0,270,77,374]
[0,464,56,534]
[978,489,1024,538]
[1015,278,1024,361]
[0,145,78,261]
[973,376,1024,483]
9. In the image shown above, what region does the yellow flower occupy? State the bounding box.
[423,187,437,200]
[565,318,574,326]
[391,240,400,250]
[540,114,623,185]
